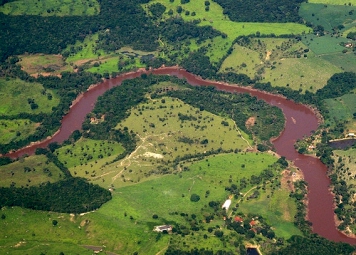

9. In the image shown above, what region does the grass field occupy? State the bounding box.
[79,95,253,188]
[308,0,356,5]
[299,3,356,32]
[0,0,100,16]
[323,94,356,122]
[0,155,64,187]
[0,78,59,116]
[18,54,72,76]
[302,34,351,55]
[320,52,356,72]
[64,34,154,74]
[100,96,253,187]
[56,138,125,169]
[220,37,341,92]
[262,55,341,92]
[238,190,302,238]
[0,119,38,144]
[63,33,106,66]
[0,152,298,254]
[151,0,309,39]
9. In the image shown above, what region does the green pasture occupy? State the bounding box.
[220,37,341,92]
[343,26,356,36]
[302,34,350,55]
[308,0,356,5]
[262,55,341,92]
[299,3,356,32]
[151,0,309,39]
[18,54,72,76]
[63,33,107,65]
[104,96,253,187]
[238,190,302,239]
[333,149,356,195]
[56,138,125,169]
[0,152,298,254]
[0,119,38,144]
[320,52,356,72]
[0,155,64,187]
[323,94,356,122]
[0,0,100,16]
[0,78,59,115]
[220,44,262,77]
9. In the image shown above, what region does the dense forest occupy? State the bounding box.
[0,177,112,213]
[212,0,305,23]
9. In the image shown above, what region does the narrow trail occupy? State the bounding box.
[111,132,169,183]
[233,121,253,150]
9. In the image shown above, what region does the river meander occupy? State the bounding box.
[5,67,356,244]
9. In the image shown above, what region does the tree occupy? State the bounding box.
[52,219,58,226]
[190,194,200,202]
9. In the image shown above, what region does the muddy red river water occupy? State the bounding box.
[5,67,356,244]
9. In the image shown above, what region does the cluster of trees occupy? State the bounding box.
[212,0,304,23]
[274,235,354,255]
[0,177,111,213]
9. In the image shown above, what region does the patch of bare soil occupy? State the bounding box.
[245,116,256,128]
[281,169,303,192]
[265,51,272,61]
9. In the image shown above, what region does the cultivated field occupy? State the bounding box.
[0,78,59,115]
[0,0,100,16]
[0,155,63,187]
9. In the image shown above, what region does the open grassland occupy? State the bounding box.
[56,138,125,169]
[299,3,356,32]
[308,0,356,4]
[0,78,59,116]
[220,38,341,92]
[18,54,72,77]
[323,94,356,123]
[151,0,309,39]
[0,155,64,187]
[0,119,38,144]
[0,152,290,254]
[0,0,100,16]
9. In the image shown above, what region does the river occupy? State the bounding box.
[5,67,356,244]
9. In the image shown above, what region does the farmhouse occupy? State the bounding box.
[153,225,172,232]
